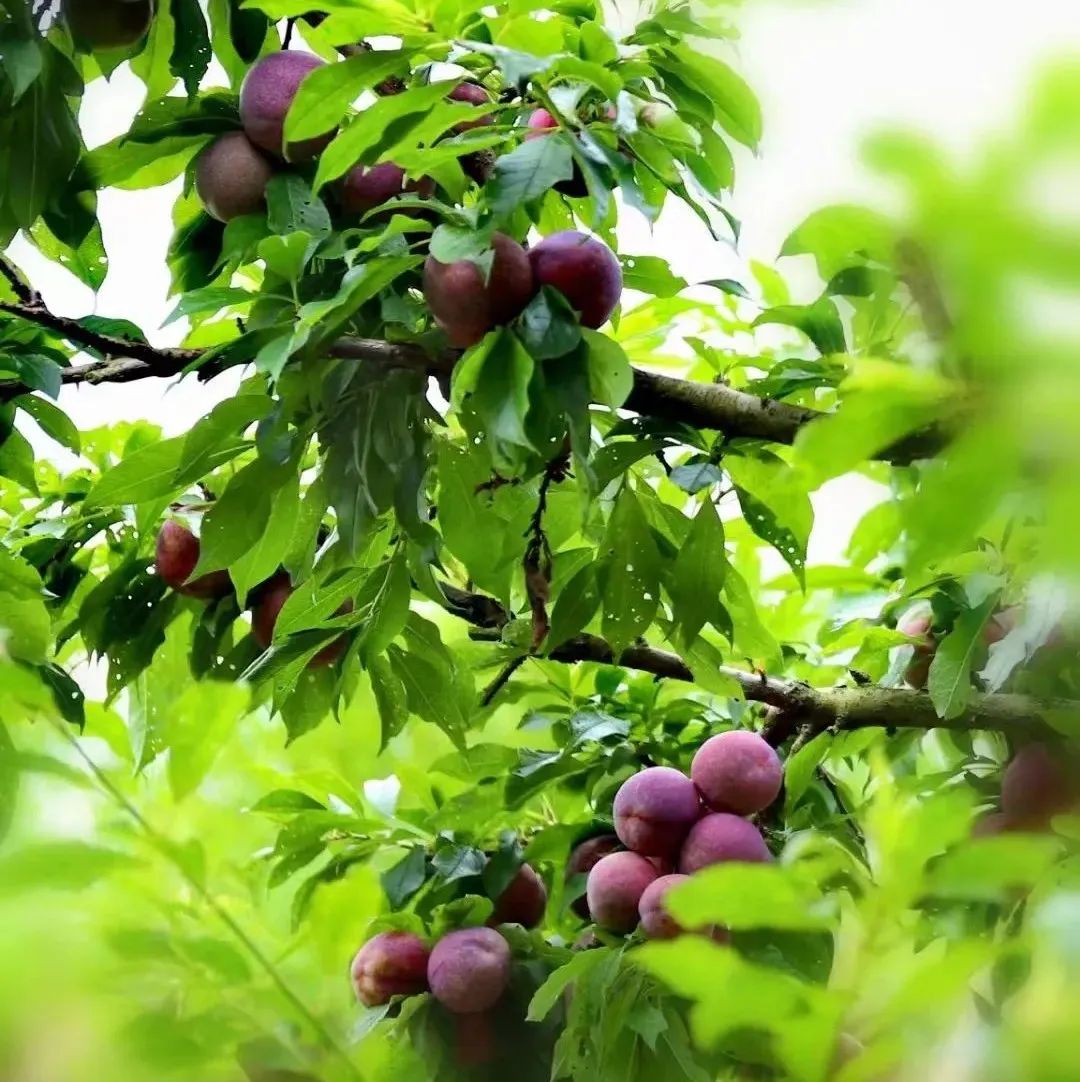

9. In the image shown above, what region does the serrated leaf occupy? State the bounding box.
[600,487,660,653]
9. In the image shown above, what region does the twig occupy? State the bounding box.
[446,585,1067,739]
[480,655,527,707]
[0,256,36,306]
[0,300,954,464]
[282,16,297,48]
[523,444,570,652]
[48,716,362,1080]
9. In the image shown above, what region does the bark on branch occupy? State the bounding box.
[448,585,1068,740]
[0,298,952,462]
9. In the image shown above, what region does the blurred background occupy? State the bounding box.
[4,0,1080,1079]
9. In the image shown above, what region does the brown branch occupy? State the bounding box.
[0,300,952,463]
[480,655,527,708]
[449,586,1065,739]
[0,256,37,306]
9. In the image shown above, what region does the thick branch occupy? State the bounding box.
[451,588,1065,739]
[0,301,952,462]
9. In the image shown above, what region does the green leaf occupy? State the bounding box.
[487,135,574,219]
[368,653,409,751]
[780,204,895,280]
[451,329,536,473]
[265,173,331,238]
[0,428,37,493]
[928,600,995,720]
[164,682,250,800]
[600,487,660,653]
[387,644,469,750]
[381,846,427,908]
[163,286,253,326]
[669,499,726,646]
[229,471,301,606]
[284,48,406,142]
[528,948,611,1022]
[169,0,212,98]
[0,842,140,895]
[518,287,582,361]
[753,298,846,356]
[547,562,601,651]
[314,81,463,190]
[0,24,43,103]
[192,458,291,576]
[620,254,687,297]
[664,46,762,149]
[358,554,411,661]
[926,834,1063,902]
[583,329,632,408]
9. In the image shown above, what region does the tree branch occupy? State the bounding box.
[448,586,1065,739]
[0,298,953,462]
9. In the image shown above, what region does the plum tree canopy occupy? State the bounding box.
[1,1,1079,1080]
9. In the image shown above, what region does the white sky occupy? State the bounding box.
[9,0,1080,563]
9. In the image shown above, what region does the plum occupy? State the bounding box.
[585,851,658,933]
[612,766,701,858]
[154,521,231,600]
[427,928,511,1014]
[449,82,496,132]
[240,52,332,161]
[195,132,275,223]
[528,231,622,329]
[250,573,351,667]
[690,730,783,815]
[898,608,935,689]
[63,0,153,49]
[350,931,430,1006]
[340,162,434,219]
[422,231,534,347]
[679,813,771,874]
[566,834,621,918]
[490,863,547,928]
[1001,743,1079,830]
[638,874,691,940]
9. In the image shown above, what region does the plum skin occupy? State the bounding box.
[898,608,936,689]
[612,766,701,858]
[62,0,153,49]
[528,230,622,329]
[427,927,511,1014]
[586,851,658,933]
[489,863,547,928]
[195,132,275,223]
[691,730,783,815]
[251,573,351,667]
[566,834,621,919]
[240,52,332,161]
[523,109,589,198]
[1001,743,1078,829]
[350,931,430,1006]
[638,874,690,939]
[154,521,231,600]
[449,82,495,131]
[422,232,534,347]
[679,813,771,874]
[340,162,435,219]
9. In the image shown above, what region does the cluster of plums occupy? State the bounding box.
[155,519,349,667]
[570,730,782,938]
[188,48,623,347]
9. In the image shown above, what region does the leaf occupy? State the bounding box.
[669,460,722,494]
[780,204,895,279]
[583,329,632,409]
[451,329,536,473]
[284,48,406,142]
[265,173,331,238]
[620,255,687,297]
[169,0,212,98]
[547,562,601,651]
[518,287,582,361]
[314,81,463,190]
[368,654,409,751]
[381,847,427,908]
[387,644,469,750]
[229,471,301,606]
[926,835,1063,902]
[664,46,762,149]
[528,948,611,1022]
[568,709,628,745]
[753,298,846,356]
[164,682,250,800]
[431,844,486,885]
[487,135,574,219]
[0,24,43,103]
[251,789,326,813]
[0,842,139,895]
[163,285,253,326]
[600,487,660,653]
[669,499,726,646]
[928,600,995,720]
[358,554,411,661]
[0,426,38,493]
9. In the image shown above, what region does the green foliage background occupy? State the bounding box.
[0,1,1079,1080]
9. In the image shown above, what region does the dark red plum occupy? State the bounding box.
[427,927,511,1014]
[679,813,771,874]
[240,52,332,161]
[350,931,430,1006]
[585,851,658,933]
[691,730,783,815]
[612,766,701,858]
[528,231,622,328]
